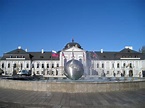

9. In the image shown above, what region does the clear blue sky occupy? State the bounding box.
[0,0,145,56]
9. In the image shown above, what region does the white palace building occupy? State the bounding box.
[0,40,145,78]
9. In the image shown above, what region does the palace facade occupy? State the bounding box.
[0,40,145,77]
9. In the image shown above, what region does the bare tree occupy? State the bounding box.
[139,46,145,53]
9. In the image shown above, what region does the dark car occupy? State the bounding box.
[17,70,31,76]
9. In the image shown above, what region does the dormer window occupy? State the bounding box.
[40,56,44,58]
[135,55,138,58]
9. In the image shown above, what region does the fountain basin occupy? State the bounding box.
[0,78,145,93]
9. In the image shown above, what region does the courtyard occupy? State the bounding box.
[0,88,145,108]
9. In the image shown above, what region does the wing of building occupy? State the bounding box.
[0,41,145,77]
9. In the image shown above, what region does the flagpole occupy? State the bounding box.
[62,51,64,76]
[51,51,52,76]
[72,48,74,59]
[93,52,94,76]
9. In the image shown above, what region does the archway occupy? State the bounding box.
[123,71,125,76]
[129,70,133,77]
[142,70,145,77]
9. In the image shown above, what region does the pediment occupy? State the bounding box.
[63,46,85,52]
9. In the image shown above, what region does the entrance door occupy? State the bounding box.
[129,70,133,77]
[142,71,145,77]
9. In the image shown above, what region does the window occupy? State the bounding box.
[42,71,45,75]
[123,71,125,76]
[37,63,39,68]
[2,63,4,68]
[42,64,44,68]
[123,63,126,67]
[47,71,49,75]
[97,63,99,68]
[79,58,82,63]
[52,64,54,68]
[37,71,39,74]
[47,64,49,68]
[8,63,10,68]
[102,63,104,68]
[13,63,16,68]
[32,64,34,68]
[57,63,59,67]
[130,63,132,68]
[40,56,44,58]
[56,70,58,75]
[21,63,23,69]
[117,63,119,68]
[112,63,114,68]
[26,63,29,68]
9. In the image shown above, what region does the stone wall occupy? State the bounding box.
[0,79,145,93]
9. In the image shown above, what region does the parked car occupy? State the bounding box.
[17,70,31,76]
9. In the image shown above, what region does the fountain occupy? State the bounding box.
[64,59,84,80]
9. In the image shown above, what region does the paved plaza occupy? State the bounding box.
[0,88,145,108]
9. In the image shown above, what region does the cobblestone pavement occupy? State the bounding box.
[0,88,145,108]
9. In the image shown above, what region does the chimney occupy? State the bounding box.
[101,49,103,53]
[25,49,28,52]
[41,49,44,53]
